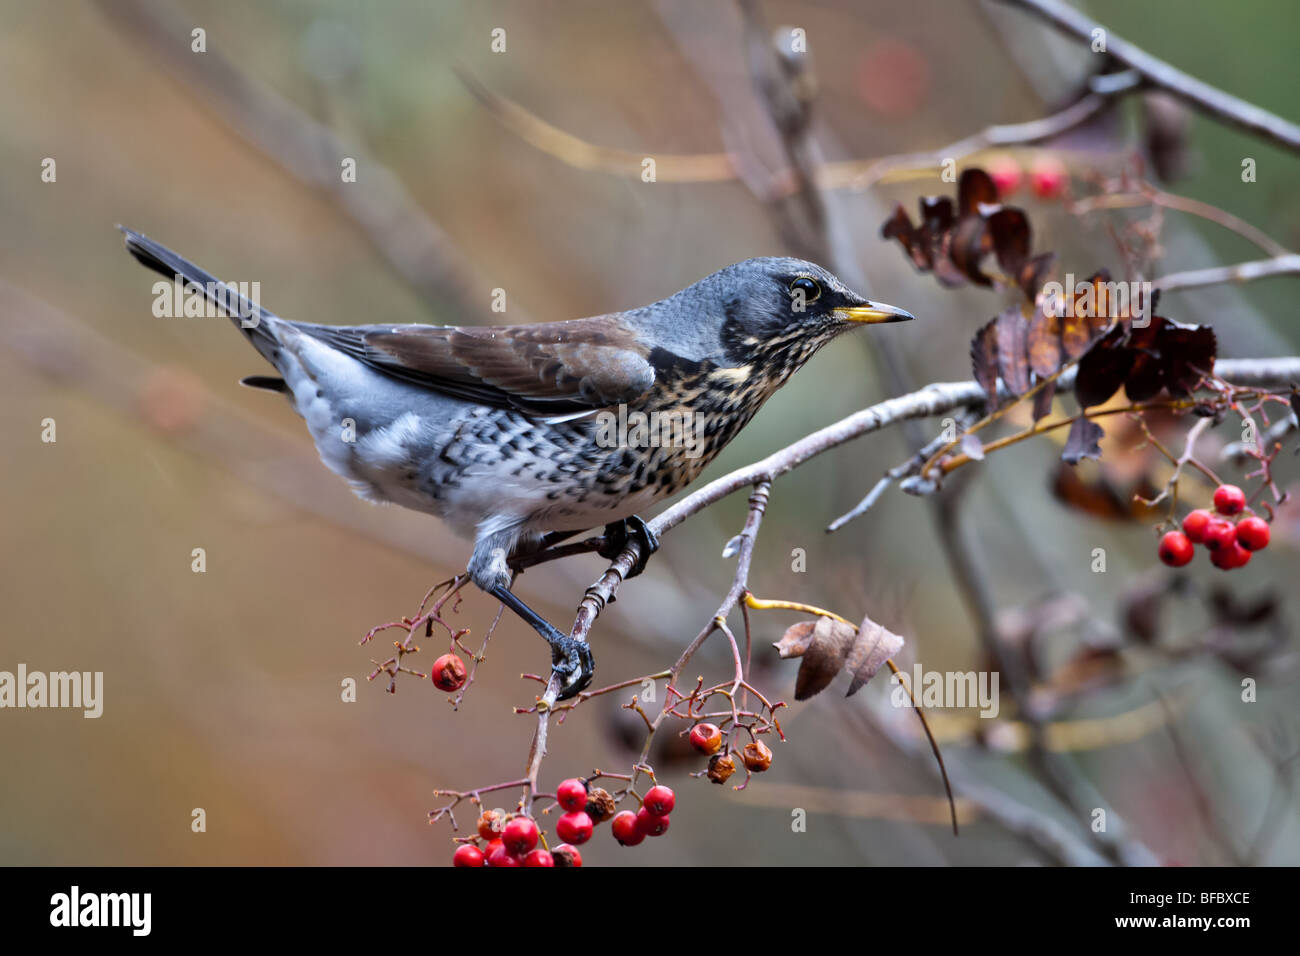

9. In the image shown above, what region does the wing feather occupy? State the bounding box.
[296,316,655,416]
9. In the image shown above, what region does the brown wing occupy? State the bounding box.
[296,316,656,417]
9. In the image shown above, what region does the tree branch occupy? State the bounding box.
[998,0,1300,153]
[569,356,1300,643]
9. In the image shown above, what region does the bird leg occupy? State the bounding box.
[506,529,602,574]
[487,583,593,700]
[598,515,660,578]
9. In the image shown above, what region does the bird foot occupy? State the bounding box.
[548,631,595,701]
[598,515,660,578]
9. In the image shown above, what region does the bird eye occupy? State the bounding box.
[789,276,821,303]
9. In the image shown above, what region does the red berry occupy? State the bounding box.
[556,778,588,813]
[1211,542,1252,571]
[1213,484,1247,516]
[431,653,467,692]
[611,810,645,846]
[1203,519,1237,553]
[551,844,583,867]
[502,816,539,855]
[1236,516,1270,551]
[523,848,554,867]
[642,785,675,817]
[689,723,723,755]
[555,811,593,845]
[1182,509,1213,544]
[476,809,505,841]
[1157,531,1194,568]
[485,839,521,867]
[636,806,670,837]
[986,154,1022,198]
[452,844,485,867]
[1029,156,1068,199]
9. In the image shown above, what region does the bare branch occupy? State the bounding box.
[1153,254,1300,294]
[998,0,1300,153]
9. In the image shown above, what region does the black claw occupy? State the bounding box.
[599,515,660,578]
[550,635,595,700]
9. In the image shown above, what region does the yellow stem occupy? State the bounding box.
[746,592,959,835]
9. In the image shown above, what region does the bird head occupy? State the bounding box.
[708,257,912,371]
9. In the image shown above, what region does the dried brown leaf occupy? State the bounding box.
[845,616,905,697]
[1074,328,1133,408]
[774,620,817,659]
[1026,301,1062,378]
[793,616,857,701]
[957,167,999,214]
[995,307,1032,396]
[971,317,1000,407]
[987,207,1031,278]
[1159,322,1216,395]
[949,215,994,287]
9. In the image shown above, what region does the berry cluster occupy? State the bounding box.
[689,722,774,782]
[985,153,1068,200]
[450,778,678,866]
[558,777,676,853]
[450,809,584,868]
[610,785,675,847]
[1159,484,1271,572]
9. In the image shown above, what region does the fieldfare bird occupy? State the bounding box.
[120,228,912,698]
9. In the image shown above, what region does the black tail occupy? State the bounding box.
[118,226,282,363]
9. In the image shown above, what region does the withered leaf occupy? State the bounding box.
[881,167,1055,300]
[987,208,1031,278]
[1074,327,1133,408]
[949,215,994,287]
[920,195,956,235]
[957,167,999,214]
[775,614,906,701]
[1073,315,1216,406]
[1018,251,1057,301]
[1026,300,1062,378]
[792,616,857,701]
[995,307,1032,396]
[881,204,929,271]
[1123,321,1165,401]
[1159,322,1216,395]
[1061,416,1105,464]
[774,620,817,658]
[1077,270,1125,334]
[1059,303,1094,361]
[845,615,905,697]
[970,317,1000,406]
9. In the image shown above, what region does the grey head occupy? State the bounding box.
[628,256,913,369]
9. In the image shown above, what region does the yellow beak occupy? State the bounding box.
[836,302,915,324]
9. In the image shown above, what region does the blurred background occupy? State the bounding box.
[2,0,1299,866]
